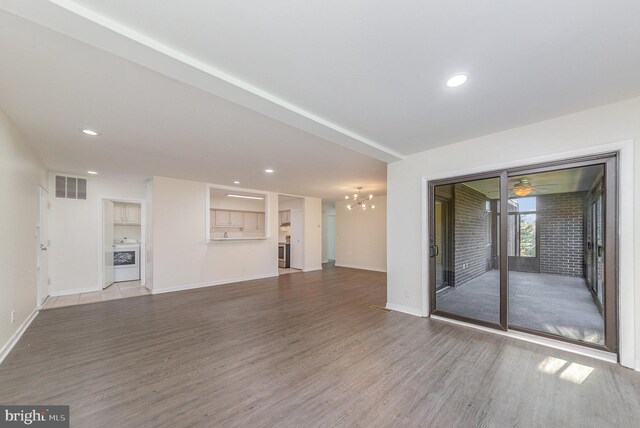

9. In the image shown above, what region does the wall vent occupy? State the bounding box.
[55,175,87,200]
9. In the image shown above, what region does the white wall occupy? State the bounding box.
[387,96,640,369]
[152,176,279,291]
[304,197,323,271]
[0,109,47,358]
[335,196,387,272]
[48,175,146,294]
[145,180,154,289]
[279,197,304,211]
[114,225,141,242]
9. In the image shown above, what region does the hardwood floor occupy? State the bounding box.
[1,265,639,427]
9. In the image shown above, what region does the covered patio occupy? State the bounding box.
[436,270,604,344]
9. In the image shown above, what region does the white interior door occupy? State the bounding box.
[36,186,49,306]
[290,210,304,269]
[103,200,115,288]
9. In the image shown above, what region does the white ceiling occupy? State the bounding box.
[1,1,640,199]
[463,165,603,199]
[0,10,386,200]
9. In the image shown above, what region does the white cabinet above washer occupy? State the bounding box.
[113,203,141,225]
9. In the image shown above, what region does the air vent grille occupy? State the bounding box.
[55,175,87,200]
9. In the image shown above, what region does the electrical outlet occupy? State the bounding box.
[10,311,15,324]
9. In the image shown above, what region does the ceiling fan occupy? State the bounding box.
[512,178,559,196]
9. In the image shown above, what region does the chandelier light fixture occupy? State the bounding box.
[345,187,375,210]
[513,179,533,197]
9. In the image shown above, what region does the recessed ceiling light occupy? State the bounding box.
[265,169,274,173]
[87,170,98,175]
[233,180,240,184]
[226,194,264,200]
[81,129,99,136]
[446,74,468,88]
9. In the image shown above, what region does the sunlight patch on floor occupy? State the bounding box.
[536,356,594,384]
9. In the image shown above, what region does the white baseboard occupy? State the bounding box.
[303,265,323,272]
[430,315,618,364]
[385,303,423,317]
[0,308,38,366]
[335,263,387,273]
[50,286,98,297]
[152,272,279,295]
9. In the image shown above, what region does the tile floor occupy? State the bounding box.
[278,268,303,275]
[41,281,150,309]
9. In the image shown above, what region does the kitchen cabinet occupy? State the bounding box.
[245,212,266,231]
[125,204,141,225]
[279,210,290,226]
[114,203,141,225]
[257,213,265,230]
[214,210,245,227]
[244,212,258,230]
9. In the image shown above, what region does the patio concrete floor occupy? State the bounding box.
[437,270,604,345]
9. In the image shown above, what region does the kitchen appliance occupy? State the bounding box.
[278,243,290,268]
[113,243,140,282]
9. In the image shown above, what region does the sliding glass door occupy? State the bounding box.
[430,175,505,329]
[429,154,618,353]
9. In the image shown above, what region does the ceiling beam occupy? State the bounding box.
[1,0,403,163]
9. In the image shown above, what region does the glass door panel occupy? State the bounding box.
[432,177,501,326]
[507,165,605,346]
[434,198,451,290]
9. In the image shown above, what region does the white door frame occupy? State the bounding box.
[99,197,147,290]
[36,185,49,307]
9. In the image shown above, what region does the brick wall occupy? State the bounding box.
[453,184,492,286]
[538,192,586,277]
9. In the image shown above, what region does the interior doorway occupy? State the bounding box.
[278,195,304,275]
[102,198,146,290]
[428,154,618,353]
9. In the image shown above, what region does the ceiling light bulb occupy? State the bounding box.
[362,205,366,210]
[354,194,357,198]
[233,181,240,184]
[265,169,274,173]
[446,74,468,88]
[345,195,349,200]
[369,194,373,200]
[82,129,99,136]
[87,170,98,175]
[371,205,375,209]
[347,205,352,210]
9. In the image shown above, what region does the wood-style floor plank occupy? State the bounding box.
[1,266,639,427]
